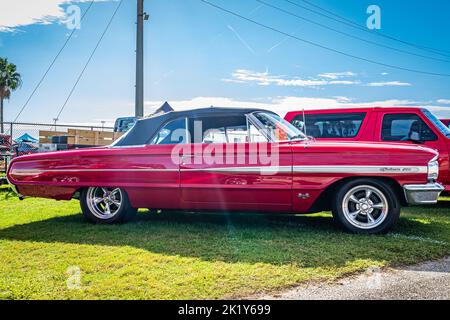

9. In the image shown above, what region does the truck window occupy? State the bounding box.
[291,113,366,138]
[381,114,437,142]
[422,109,450,137]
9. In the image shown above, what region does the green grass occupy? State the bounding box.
[0,187,449,300]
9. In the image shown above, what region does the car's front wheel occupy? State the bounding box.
[332,179,400,234]
[80,187,136,224]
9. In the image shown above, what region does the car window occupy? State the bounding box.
[381,114,437,142]
[227,126,251,143]
[248,122,268,142]
[189,115,261,143]
[203,127,227,143]
[150,118,187,145]
[250,112,303,141]
[291,113,366,138]
[202,125,258,143]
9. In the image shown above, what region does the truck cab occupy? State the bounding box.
[285,107,450,192]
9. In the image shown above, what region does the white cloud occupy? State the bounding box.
[223,69,359,88]
[366,81,412,87]
[317,72,357,80]
[224,69,415,89]
[143,96,450,118]
[0,0,112,32]
[333,96,353,103]
[437,99,450,104]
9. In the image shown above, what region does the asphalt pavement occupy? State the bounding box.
[260,256,450,300]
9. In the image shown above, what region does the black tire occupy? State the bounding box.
[80,187,137,224]
[331,178,400,234]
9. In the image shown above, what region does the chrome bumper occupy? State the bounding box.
[403,183,444,205]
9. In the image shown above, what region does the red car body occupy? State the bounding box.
[285,107,450,192]
[6,107,444,233]
[6,140,438,210]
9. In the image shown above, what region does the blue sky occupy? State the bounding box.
[1,0,450,125]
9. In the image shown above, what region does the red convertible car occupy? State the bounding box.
[7,108,444,234]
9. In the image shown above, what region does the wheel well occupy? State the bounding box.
[309,176,407,212]
[72,187,85,200]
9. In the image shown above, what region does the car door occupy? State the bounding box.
[125,117,187,209]
[179,115,293,212]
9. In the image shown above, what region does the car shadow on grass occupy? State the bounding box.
[0,207,449,269]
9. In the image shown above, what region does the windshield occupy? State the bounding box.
[248,111,307,142]
[422,109,450,137]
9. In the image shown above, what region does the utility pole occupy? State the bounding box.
[135,0,145,118]
[52,118,59,131]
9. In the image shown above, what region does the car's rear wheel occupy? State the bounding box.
[331,179,400,234]
[80,187,136,224]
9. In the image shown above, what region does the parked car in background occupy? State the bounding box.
[285,107,450,194]
[7,107,443,234]
[0,134,12,184]
[0,133,11,155]
[114,117,137,133]
[114,102,175,133]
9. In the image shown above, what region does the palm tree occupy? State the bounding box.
[0,58,22,133]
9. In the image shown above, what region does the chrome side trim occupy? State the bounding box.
[11,165,428,175]
[11,168,179,175]
[293,165,427,174]
[403,183,444,205]
[184,165,427,174]
[181,166,292,173]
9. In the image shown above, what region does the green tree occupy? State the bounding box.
[0,58,22,133]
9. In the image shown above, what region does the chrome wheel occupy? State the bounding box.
[86,187,123,220]
[342,185,388,230]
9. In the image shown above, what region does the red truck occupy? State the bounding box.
[285,107,450,193]
[441,119,450,128]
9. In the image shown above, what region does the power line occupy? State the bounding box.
[54,0,124,122]
[299,0,363,28]
[287,0,450,58]
[13,1,95,123]
[200,0,450,77]
[257,0,450,64]
[298,0,450,56]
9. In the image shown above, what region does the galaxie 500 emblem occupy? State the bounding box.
[379,167,420,173]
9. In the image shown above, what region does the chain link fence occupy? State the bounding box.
[1,122,116,174]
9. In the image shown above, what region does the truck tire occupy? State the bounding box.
[331,178,400,234]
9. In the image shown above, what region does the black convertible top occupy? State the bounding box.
[113,107,272,146]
